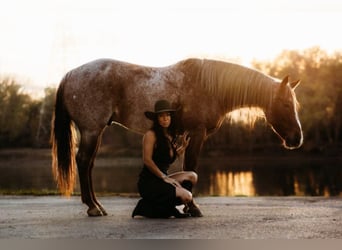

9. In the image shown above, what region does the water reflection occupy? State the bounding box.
[0,153,341,196]
[195,156,342,197]
[209,171,255,196]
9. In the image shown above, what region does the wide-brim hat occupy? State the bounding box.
[144,99,176,120]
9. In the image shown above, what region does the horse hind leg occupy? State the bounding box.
[89,154,107,216]
[76,129,106,216]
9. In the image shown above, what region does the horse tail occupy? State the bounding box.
[50,76,77,196]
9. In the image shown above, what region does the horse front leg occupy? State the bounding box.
[76,130,105,216]
[183,126,207,217]
[184,125,206,171]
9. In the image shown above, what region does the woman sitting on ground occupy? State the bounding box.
[132,99,200,218]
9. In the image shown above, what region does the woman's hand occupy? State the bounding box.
[163,176,181,187]
[175,131,191,155]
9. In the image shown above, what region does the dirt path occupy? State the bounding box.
[0,196,341,239]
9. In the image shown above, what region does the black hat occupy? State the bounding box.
[144,100,176,120]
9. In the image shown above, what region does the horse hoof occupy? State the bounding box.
[99,208,108,216]
[95,202,108,216]
[87,207,103,217]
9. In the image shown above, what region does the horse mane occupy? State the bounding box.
[199,59,276,109]
[182,59,278,125]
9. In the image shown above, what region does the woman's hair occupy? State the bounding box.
[151,113,177,145]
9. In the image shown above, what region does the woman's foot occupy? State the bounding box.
[172,207,191,218]
[132,199,146,218]
[131,205,140,218]
[183,201,203,217]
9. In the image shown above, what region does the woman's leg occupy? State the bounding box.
[168,171,197,204]
[168,171,198,186]
[169,171,203,217]
[174,186,192,204]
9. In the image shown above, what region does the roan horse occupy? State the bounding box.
[51,58,303,216]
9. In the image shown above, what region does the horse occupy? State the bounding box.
[51,58,303,216]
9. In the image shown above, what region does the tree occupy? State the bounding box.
[34,87,56,147]
[0,77,32,147]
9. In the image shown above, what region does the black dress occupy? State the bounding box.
[132,134,179,218]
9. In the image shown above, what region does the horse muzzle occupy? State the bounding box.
[284,131,303,150]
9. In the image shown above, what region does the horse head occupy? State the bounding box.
[265,76,303,149]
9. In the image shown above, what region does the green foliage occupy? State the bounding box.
[34,87,56,147]
[0,77,32,147]
[0,77,56,148]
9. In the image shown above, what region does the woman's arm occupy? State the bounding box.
[142,130,167,179]
[143,130,181,187]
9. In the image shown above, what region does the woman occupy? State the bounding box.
[132,99,198,218]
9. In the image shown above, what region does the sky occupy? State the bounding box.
[1,0,342,96]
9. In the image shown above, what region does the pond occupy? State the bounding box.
[0,150,341,196]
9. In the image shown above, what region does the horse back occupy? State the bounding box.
[60,58,224,133]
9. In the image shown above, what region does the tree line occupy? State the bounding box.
[0,78,55,148]
[1,47,341,155]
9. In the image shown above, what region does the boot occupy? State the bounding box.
[132,199,153,218]
[171,207,191,218]
[132,199,189,218]
[181,181,203,217]
[183,200,203,217]
[132,199,169,218]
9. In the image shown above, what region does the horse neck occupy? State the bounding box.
[199,60,276,113]
[226,76,275,112]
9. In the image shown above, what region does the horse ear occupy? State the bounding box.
[280,75,289,88]
[290,80,300,90]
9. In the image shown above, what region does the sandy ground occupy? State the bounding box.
[0,196,341,239]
